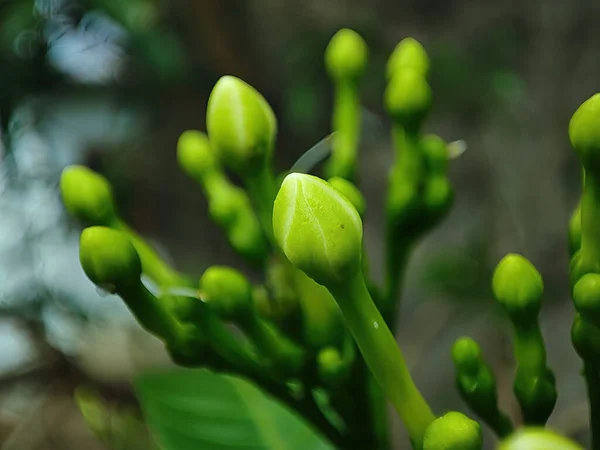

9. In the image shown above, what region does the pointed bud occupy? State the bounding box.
[569,93,600,172]
[79,226,141,293]
[60,166,116,226]
[206,76,276,175]
[492,254,543,326]
[387,37,430,79]
[422,412,482,450]
[273,173,363,287]
[325,28,368,82]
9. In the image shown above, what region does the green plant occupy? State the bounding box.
[60,28,594,449]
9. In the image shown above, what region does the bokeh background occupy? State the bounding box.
[0,0,598,448]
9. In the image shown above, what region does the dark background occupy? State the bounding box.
[0,0,598,448]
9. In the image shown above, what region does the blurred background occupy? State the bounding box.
[0,0,598,448]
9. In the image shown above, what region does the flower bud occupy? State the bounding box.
[572,313,600,362]
[387,37,430,79]
[422,412,482,450]
[384,69,432,130]
[452,337,482,375]
[325,28,368,82]
[492,254,543,326]
[573,273,600,325]
[199,266,252,320]
[79,226,142,293]
[273,173,363,287]
[498,427,583,450]
[177,130,217,179]
[60,165,116,226]
[206,76,276,175]
[327,176,366,217]
[569,93,600,172]
[421,134,449,174]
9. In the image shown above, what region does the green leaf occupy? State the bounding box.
[135,368,334,450]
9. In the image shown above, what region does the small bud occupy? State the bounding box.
[387,37,430,79]
[422,412,483,450]
[177,130,216,179]
[423,177,453,221]
[317,346,350,386]
[273,173,363,287]
[573,273,600,325]
[79,226,142,293]
[492,254,543,326]
[569,93,600,172]
[421,134,449,174]
[513,368,557,425]
[199,266,252,320]
[498,427,583,450]
[452,337,482,375]
[325,28,368,82]
[60,165,116,226]
[327,176,366,217]
[384,69,432,130]
[572,313,600,362]
[206,76,276,175]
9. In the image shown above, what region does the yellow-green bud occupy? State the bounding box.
[317,346,350,386]
[272,173,363,287]
[422,412,483,450]
[492,254,543,326]
[573,273,600,325]
[422,134,449,174]
[387,37,430,79]
[498,427,583,450]
[60,165,116,226]
[79,226,141,293]
[569,93,600,172]
[206,75,276,175]
[452,337,482,375]
[199,266,252,320]
[327,176,366,217]
[177,130,217,179]
[325,28,368,82]
[384,69,432,130]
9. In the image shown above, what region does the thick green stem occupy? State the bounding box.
[327,81,361,181]
[330,274,435,447]
[513,324,547,372]
[585,363,600,450]
[383,238,412,327]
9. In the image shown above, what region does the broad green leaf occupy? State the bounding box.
[135,368,334,450]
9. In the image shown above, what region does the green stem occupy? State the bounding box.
[244,164,278,244]
[513,323,547,372]
[383,238,412,327]
[329,274,435,447]
[113,219,194,288]
[327,81,361,181]
[585,362,600,450]
[581,171,600,263]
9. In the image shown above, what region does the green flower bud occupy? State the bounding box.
[384,69,432,131]
[272,173,363,287]
[569,93,600,172]
[327,176,366,217]
[569,250,600,290]
[60,165,116,226]
[422,412,483,450]
[199,266,252,321]
[387,37,430,79]
[573,273,600,325]
[177,130,216,179]
[498,427,583,450]
[572,313,600,362]
[79,226,142,293]
[452,337,482,375]
[325,28,368,82]
[492,254,543,326]
[423,176,453,221]
[317,346,350,386]
[513,367,557,425]
[422,134,449,174]
[206,75,276,175]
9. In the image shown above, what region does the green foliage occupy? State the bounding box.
[136,369,333,450]
[62,26,595,450]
